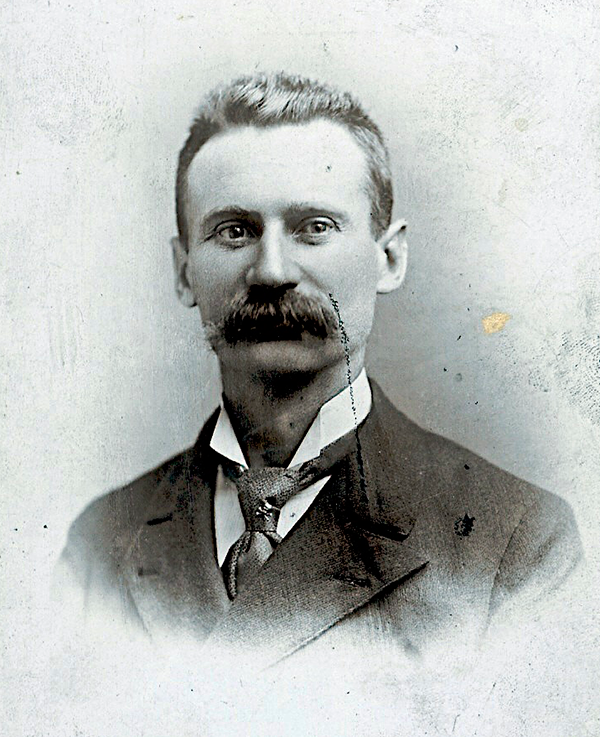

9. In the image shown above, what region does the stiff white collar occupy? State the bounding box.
[209,368,372,469]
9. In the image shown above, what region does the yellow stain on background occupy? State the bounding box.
[482,312,511,334]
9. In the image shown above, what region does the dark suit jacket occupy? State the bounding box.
[58,381,582,671]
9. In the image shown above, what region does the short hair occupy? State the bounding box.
[176,73,393,246]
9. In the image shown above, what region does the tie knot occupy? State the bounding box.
[219,427,358,535]
[226,465,308,533]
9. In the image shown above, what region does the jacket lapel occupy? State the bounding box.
[203,387,430,668]
[123,413,230,645]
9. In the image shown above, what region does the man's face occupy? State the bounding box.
[176,119,404,375]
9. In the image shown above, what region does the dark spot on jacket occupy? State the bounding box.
[146,513,173,526]
[454,514,475,537]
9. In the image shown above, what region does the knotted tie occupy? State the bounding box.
[220,431,357,599]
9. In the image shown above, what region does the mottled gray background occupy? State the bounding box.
[1,0,599,734]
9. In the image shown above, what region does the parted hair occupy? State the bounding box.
[176,72,393,245]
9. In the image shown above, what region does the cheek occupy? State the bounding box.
[187,249,241,295]
[322,246,379,336]
[325,241,380,298]
[188,249,217,284]
[185,253,230,321]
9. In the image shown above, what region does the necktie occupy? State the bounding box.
[220,431,357,599]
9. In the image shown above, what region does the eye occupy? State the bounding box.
[213,222,256,246]
[296,218,338,243]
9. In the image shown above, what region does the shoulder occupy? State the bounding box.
[367,380,582,560]
[63,408,221,561]
[366,381,582,619]
[61,448,196,571]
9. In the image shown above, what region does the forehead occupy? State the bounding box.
[185,119,371,224]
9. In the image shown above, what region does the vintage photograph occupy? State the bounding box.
[2,1,599,735]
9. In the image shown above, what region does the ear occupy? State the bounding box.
[375,219,408,294]
[171,236,197,308]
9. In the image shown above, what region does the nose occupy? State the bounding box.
[245,223,300,289]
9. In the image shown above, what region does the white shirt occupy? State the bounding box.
[209,369,372,566]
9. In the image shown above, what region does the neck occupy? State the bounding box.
[220,356,365,468]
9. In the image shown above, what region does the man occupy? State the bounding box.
[58,73,582,674]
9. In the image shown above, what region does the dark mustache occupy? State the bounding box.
[207,288,339,346]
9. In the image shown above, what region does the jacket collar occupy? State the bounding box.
[209,367,372,468]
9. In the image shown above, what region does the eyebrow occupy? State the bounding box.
[200,203,351,229]
[283,202,351,222]
[201,206,259,226]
